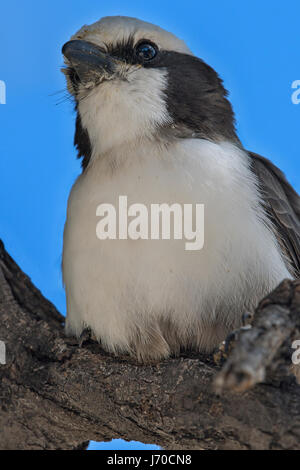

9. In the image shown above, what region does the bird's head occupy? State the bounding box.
[62,16,238,169]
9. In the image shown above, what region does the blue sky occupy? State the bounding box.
[0,0,299,450]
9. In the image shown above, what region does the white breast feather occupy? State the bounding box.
[63,138,291,360]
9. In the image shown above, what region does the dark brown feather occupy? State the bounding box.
[250,152,300,277]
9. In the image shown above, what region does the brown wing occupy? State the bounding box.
[250,152,300,278]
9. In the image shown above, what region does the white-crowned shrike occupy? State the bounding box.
[61,16,300,362]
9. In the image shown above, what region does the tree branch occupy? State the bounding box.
[215,280,300,393]
[0,240,300,450]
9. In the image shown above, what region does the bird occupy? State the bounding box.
[61,16,300,362]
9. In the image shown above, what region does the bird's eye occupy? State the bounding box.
[135,42,158,61]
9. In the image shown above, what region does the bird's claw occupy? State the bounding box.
[79,327,93,348]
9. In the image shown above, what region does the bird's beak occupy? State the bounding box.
[62,40,118,86]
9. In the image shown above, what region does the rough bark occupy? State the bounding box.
[0,239,300,450]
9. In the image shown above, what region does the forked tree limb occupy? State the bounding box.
[215,280,300,393]
[0,239,300,450]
